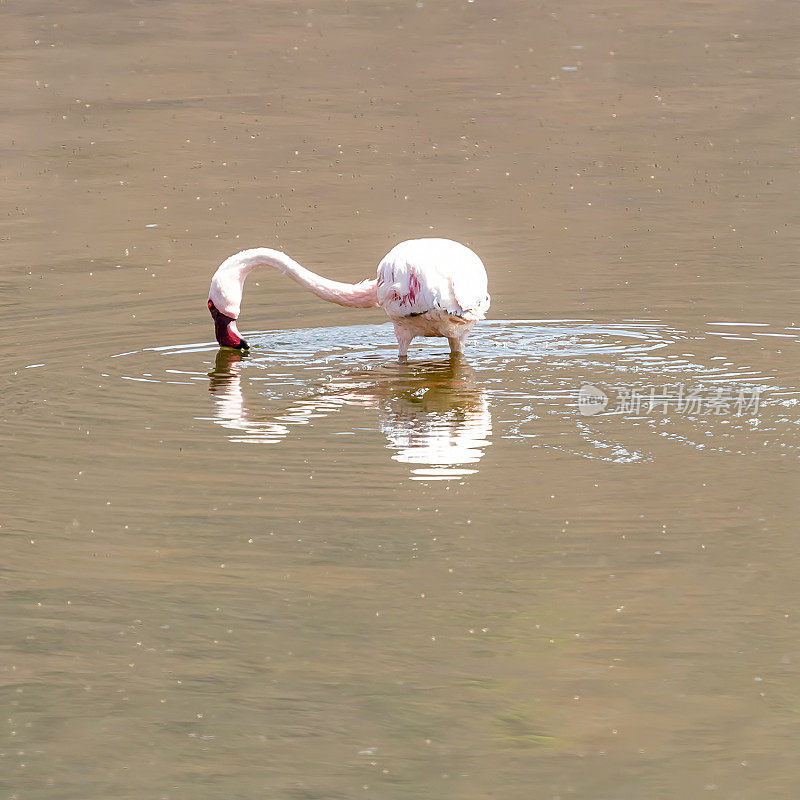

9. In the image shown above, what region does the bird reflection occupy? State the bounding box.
[207,349,492,479]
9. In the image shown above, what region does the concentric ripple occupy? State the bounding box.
[104,319,800,477]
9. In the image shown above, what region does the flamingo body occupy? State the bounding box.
[208,238,490,358]
[377,239,490,357]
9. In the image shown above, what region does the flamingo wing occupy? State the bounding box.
[376,238,490,319]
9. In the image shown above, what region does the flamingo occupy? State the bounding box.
[208,238,490,359]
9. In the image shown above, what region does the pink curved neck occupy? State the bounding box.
[209,248,378,318]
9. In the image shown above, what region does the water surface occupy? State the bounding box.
[4,1,800,798]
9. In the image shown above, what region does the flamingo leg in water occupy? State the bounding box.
[448,336,465,355]
[393,322,414,361]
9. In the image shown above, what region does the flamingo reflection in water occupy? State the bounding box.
[207,350,492,480]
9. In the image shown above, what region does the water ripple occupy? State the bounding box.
[102,319,800,477]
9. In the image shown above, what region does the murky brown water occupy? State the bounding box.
[4,0,800,797]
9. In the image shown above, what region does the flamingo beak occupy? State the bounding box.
[208,300,249,350]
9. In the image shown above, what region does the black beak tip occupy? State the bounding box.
[237,339,250,350]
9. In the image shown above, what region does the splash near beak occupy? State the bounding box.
[208,299,249,350]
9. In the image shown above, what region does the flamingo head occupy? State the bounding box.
[208,299,249,350]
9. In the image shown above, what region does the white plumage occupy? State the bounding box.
[376,239,490,357]
[377,239,490,319]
